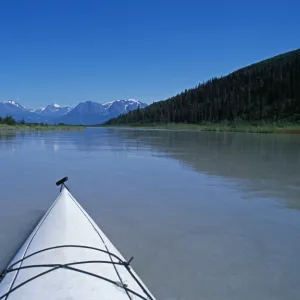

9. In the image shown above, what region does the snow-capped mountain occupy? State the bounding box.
[0,100,41,122]
[102,99,147,114]
[58,99,147,125]
[3,100,27,111]
[34,104,72,118]
[0,99,147,125]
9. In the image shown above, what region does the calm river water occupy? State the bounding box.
[0,128,300,300]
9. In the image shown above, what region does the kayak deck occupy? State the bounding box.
[0,185,155,300]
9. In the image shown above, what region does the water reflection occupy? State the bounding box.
[0,133,17,141]
[2,129,300,211]
[95,129,300,210]
[9,128,298,208]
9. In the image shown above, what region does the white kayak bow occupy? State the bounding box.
[0,177,155,300]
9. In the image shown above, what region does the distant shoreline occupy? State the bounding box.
[0,124,85,132]
[100,123,300,134]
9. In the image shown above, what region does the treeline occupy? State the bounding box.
[106,49,300,125]
[0,115,66,126]
[0,115,17,125]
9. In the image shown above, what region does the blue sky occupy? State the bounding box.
[0,0,299,108]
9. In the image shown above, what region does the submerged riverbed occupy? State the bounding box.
[0,128,299,300]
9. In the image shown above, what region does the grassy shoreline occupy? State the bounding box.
[0,124,85,132]
[102,123,300,134]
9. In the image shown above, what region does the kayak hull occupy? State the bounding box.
[0,188,155,300]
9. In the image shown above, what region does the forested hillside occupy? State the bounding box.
[106,49,300,125]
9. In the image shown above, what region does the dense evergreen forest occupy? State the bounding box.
[106,49,300,125]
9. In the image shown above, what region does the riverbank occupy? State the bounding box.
[102,123,300,134]
[0,124,85,132]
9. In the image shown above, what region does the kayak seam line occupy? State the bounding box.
[67,191,133,300]
[67,192,154,299]
[0,263,150,300]
[4,191,62,300]
[7,245,123,270]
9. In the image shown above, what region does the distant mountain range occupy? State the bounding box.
[58,99,147,125]
[34,103,72,118]
[0,99,147,125]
